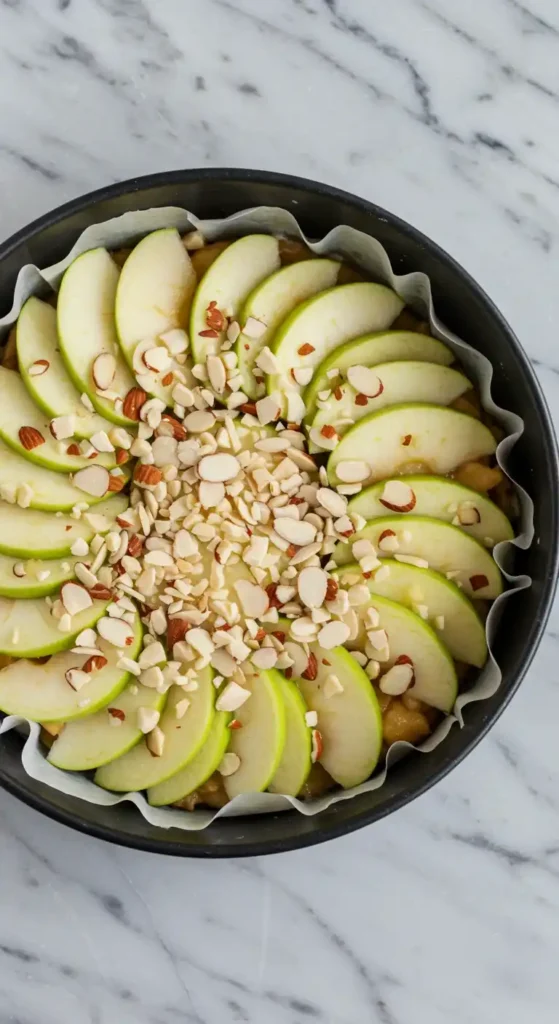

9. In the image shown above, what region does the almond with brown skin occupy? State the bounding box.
[122,387,147,420]
[469,574,489,592]
[311,728,323,763]
[82,654,108,673]
[134,464,163,486]
[28,359,49,376]
[325,578,339,602]
[167,617,189,650]
[297,343,315,356]
[19,426,45,450]
[107,473,126,493]
[159,414,187,441]
[115,448,128,465]
[87,583,114,600]
[127,534,144,558]
[108,707,125,721]
[161,372,174,387]
[66,442,81,456]
[301,652,318,681]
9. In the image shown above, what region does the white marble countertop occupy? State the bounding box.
[1,2,558,1021]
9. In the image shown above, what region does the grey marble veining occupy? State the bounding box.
[0,2,558,1021]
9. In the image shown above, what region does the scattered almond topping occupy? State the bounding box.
[297,343,315,356]
[457,504,481,525]
[335,461,369,484]
[134,463,163,487]
[301,652,318,680]
[354,393,369,406]
[147,725,165,757]
[19,426,45,450]
[229,718,242,730]
[218,751,241,776]
[216,681,251,712]
[469,573,489,592]
[394,554,429,569]
[66,443,81,456]
[92,353,116,391]
[380,662,414,695]
[198,453,240,483]
[28,359,50,376]
[82,654,108,673]
[122,387,147,420]
[379,480,416,513]
[97,616,135,648]
[347,365,384,397]
[401,434,412,447]
[323,674,344,699]
[311,728,323,763]
[305,709,318,727]
[60,581,93,616]
[12,562,26,578]
[73,464,110,497]
[65,668,91,691]
[297,566,328,609]
[378,529,399,553]
[317,620,350,649]
[87,583,114,600]
[137,707,160,734]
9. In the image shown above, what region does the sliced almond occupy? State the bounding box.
[199,480,226,508]
[233,579,269,618]
[49,415,76,441]
[291,366,313,386]
[255,346,279,374]
[309,426,338,451]
[297,566,328,609]
[90,431,115,454]
[12,562,26,578]
[273,518,317,546]
[378,529,399,553]
[323,673,344,699]
[346,365,384,397]
[311,728,323,763]
[74,627,97,648]
[146,725,165,757]
[198,453,240,483]
[457,504,481,525]
[184,409,215,433]
[218,751,241,776]
[394,554,429,569]
[97,616,135,648]
[73,465,110,497]
[255,394,281,425]
[70,537,89,557]
[185,627,215,659]
[144,347,172,373]
[28,359,50,377]
[65,668,91,691]
[243,316,267,338]
[317,487,347,518]
[285,390,306,424]
[216,681,251,712]
[60,581,93,616]
[92,353,116,391]
[335,460,369,484]
[317,620,350,649]
[379,480,416,513]
[251,647,278,669]
[379,662,414,695]
[367,628,388,651]
[137,707,160,734]
[206,355,227,394]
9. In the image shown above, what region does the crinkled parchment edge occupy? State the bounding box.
[0,206,533,831]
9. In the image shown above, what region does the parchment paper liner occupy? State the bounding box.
[0,206,533,830]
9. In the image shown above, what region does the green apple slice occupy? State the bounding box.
[0,554,78,599]
[304,330,453,420]
[297,645,382,789]
[0,367,115,472]
[190,235,281,363]
[0,495,127,558]
[115,228,197,405]
[95,672,215,792]
[223,668,286,799]
[328,405,497,486]
[334,514,502,599]
[16,297,115,439]
[348,475,513,545]
[0,612,141,721]
[346,593,458,713]
[268,674,312,797]
[0,595,107,657]
[0,437,126,512]
[48,682,164,771]
[268,283,404,404]
[310,361,471,445]
[57,248,137,426]
[147,711,231,807]
[335,561,487,668]
[236,258,340,398]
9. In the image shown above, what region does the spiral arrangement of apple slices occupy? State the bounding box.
[0,228,514,810]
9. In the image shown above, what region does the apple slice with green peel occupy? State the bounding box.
[0,367,116,472]
[190,235,281,363]
[296,645,382,789]
[115,228,197,405]
[57,248,137,426]
[335,560,487,668]
[268,674,312,797]
[310,361,471,446]
[328,405,497,486]
[268,284,404,408]
[16,297,115,439]
[0,612,142,721]
[48,683,165,771]
[0,595,107,657]
[0,437,126,512]
[223,668,286,799]
[334,514,502,599]
[346,593,458,713]
[304,330,453,420]
[235,258,340,398]
[348,475,513,546]
[95,672,215,792]
[0,494,128,559]
[148,711,231,807]
[0,553,78,599]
